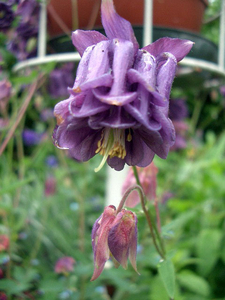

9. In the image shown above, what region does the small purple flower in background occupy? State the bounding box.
[220,86,225,97]
[48,63,75,99]
[7,0,40,60]
[169,98,189,150]
[22,129,44,146]
[0,2,14,31]
[40,108,54,122]
[0,79,11,115]
[0,79,11,100]
[45,155,58,168]
[122,163,158,208]
[91,205,138,281]
[54,257,75,275]
[53,0,193,171]
[16,0,40,39]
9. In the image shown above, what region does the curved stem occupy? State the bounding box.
[117,182,165,259]
[132,166,166,259]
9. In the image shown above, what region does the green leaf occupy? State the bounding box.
[0,279,30,295]
[157,259,175,299]
[177,270,211,297]
[196,229,222,276]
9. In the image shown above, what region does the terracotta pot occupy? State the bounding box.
[47,0,208,38]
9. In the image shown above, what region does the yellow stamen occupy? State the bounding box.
[94,128,132,172]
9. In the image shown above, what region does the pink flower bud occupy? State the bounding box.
[54,256,75,274]
[91,206,138,281]
[0,235,9,252]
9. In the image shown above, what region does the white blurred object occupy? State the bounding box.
[105,165,129,207]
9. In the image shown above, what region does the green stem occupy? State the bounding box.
[132,166,166,259]
[118,182,165,259]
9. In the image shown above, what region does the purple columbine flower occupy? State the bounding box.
[91,205,138,281]
[53,0,194,171]
[0,2,14,31]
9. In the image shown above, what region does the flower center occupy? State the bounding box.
[94,128,131,172]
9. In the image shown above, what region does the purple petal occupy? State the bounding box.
[93,89,137,106]
[107,156,126,171]
[72,30,108,56]
[54,97,72,126]
[143,37,194,62]
[69,92,109,118]
[124,96,163,131]
[101,0,139,52]
[93,39,137,106]
[72,46,94,89]
[80,73,113,91]
[127,69,167,107]
[72,40,112,92]
[108,210,138,271]
[156,53,177,99]
[128,213,138,273]
[125,131,155,167]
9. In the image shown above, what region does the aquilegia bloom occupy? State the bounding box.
[91,205,138,281]
[53,0,193,171]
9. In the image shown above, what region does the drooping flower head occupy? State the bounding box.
[91,205,138,281]
[53,0,193,171]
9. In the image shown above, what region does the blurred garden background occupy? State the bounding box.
[0,0,225,299]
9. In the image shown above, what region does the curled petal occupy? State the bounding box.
[72,30,108,56]
[93,39,136,106]
[127,69,167,107]
[91,205,116,281]
[156,53,177,99]
[101,0,139,52]
[143,37,194,62]
[69,92,109,118]
[108,210,138,272]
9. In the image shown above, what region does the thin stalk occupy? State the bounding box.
[13,121,25,208]
[118,183,165,259]
[154,197,161,233]
[71,0,79,30]
[132,166,166,259]
[0,75,44,156]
